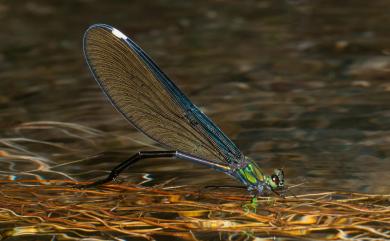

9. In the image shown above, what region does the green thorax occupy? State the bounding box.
[235,157,265,187]
[232,157,285,193]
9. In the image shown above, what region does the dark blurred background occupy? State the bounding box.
[0,0,389,194]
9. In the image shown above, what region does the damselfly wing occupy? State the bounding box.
[84,24,243,165]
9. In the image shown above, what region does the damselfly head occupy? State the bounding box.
[267,169,285,190]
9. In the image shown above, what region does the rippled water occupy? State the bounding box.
[0,0,389,240]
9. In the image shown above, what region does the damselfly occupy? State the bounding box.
[81,24,284,196]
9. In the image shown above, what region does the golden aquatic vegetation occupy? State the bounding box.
[0,179,388,241]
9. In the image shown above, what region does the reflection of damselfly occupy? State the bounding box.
[81,24,284,196]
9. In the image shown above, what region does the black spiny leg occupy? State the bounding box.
[77,151,177,188]
[76,150,230,189]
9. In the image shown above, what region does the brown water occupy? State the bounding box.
[0,0,390,240]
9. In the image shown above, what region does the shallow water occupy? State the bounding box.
[0,0,389,240]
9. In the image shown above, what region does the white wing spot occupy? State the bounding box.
[112,28,127,40]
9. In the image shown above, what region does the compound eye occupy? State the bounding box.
[271,174,279,186]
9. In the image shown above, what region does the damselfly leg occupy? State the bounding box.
[77,150,230,189]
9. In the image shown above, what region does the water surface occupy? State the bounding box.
[0,0,389,239]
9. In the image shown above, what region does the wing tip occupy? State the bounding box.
[84,23,128,41]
